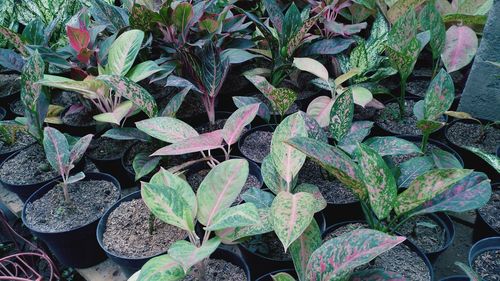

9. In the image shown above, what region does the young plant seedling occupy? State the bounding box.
[43,127,93,202]
[445,111,500,143]
[137,159,262,280]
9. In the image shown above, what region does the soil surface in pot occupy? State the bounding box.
[325,223,431,281]
[0,130,36,154]
[62,106,97,126]
[196,119,227,134]
[240,130,273,163]
[103,198,186,258]
[478,188,500,233]
[182,258,246,281]
[10,99,24,116]
[298,160,357,204]
[354,105,377,121]
[242,232,290,260]
[447,122,500,154]
[0,74,20,97]
[0,144,59,185]
[407,79,430,97]
[472,249,500,281]
[397,215,446,253]
[25,180,119,232]
[159,91,206,120]
[375,100,444,135]
[87,137,133,160]
[187,168,261,203]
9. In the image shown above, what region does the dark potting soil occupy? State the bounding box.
[325,223,431,281]
[240,130,273,163]
[0,74,20,97]
[196,119,227,134]
[52,92,80,107]
[103,198,186,258]
[87,137,133,160]
[447,122,500,154]
[187,168,261,204]
[0,144,59,185]
[298,160,357,204]
[0,130,36,154]
[10,99,24,116]
[407,79,430,97]
[397,215,446,253]
[354,105,377,121]
[375,100,444,135]
[182,259,246,281]
[388,143,439,166]
[478,188,500,233]
[170,93,206,120]
[251,93,300,115]
[242,232,290,260]
[61,106,97,127]
[472,250,500,281]
[24,180,119,232]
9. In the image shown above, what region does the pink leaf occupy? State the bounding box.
[66,25,90,53]
[222,103,259,146]
[441,25,478,73]
[151,130,223,156]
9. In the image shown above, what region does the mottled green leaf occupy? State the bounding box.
[102,128,151,142]
[364,136,421,156]
[204,203,260,231]
[416,119,445,135]
[241,188,275,209]
[268,88,297,117]
[215,208,273,243]
[386,37,421,82]
[69,134,93,164]
[151,130,223,156]
[272,272,296,281]
[398,156,434,188]
[137,254,185,281]
[424,69,454,121]
[106,29,144,76]
[290,220,321,281]
[294,183,327,213]
[420,2,446,59]
[463,146,500,174]
[244,74,275,96]
[338,121,374,155]
[133,153,160,181]
[387,0,426,23]
[43,127,69,175]
[0,26,27,56]
[330,89,354,142]
[136,117,198,143]
[21,50,44,112]
[262,154,289,195]
[168,237,220,273]
[431,149,463,169]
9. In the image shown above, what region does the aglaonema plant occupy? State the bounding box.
[136,159,261,280]
[43,127,93,202]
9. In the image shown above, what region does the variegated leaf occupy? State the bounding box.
[172,2,194,33]
[262,154,291,195]
[386,37,421,82]
[233,96,271,122]
[290,220,322,281]
[394,168,473,215]
[350,269,405,281]
[136,117,198,143]
[222,103,259,146]
[270,191,317,251]
[330,89,354,142]
[161,87,190,117]
[263,0,284,32]
[244,74,275,96]
[93,100,134,125]
[268,88,297,117]
[241,188,275,209]
[272,272,297,281]
[431,149,463,169]
[168,238,220,273]
[424,69,454,121]
[294,183,327,213]
[387,8,418,50]
[0,26,27,56]
[387,0,426,23]
[197,159,249,227]
[127,61,163,83]
[21,50,44,112]
[69,134,93,165]
[441,25,478,73]
[307,96,334,128]
[463,146,500,173]
[102,128,151,142]
[306,229,405,280]
[420,2,446,60]
[137,254,185,281]
[417,119,445,135]
[338,121,374,155]
[398,156,435,188]
[204,203,260,231]
[106,29,144,76]
[215,208,273,243]
[287,14,320,56]
[355,144,397,220]
[364,137,421,156]
[43,127,70,175]
[151,130,223,156]
[299,112,329,144]
[132,153,160,181]
[293,57,329,82]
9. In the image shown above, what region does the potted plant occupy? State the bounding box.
[0,120,36,162]
[468,237,500,280]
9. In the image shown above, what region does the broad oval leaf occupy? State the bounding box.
[233,96,271,122]
[173,2,194,33]
[338,121,374,155]
[43,127,70,175]
[271,191,317,251]
[197,159,249,227]
[293,57,329,82]
[364,137,421,156]
[222,103,259,145]
[127,61,163,83]
[306,96,334,128]
[137,254,185,281]
[168,237,220,273]
[272,272,297,281]
[136,117,198,143]
[132,153,160,181]
[397,156,435,188]
[151,130,223,156]
[240,188,275,209]
[215,208,273,243]
[431,149,463,169]
[244,74,275,96]
[330,89,354,142]
[424,69,455,120]
[107,29,144,76]
[351,86,373,107]
[293,183,327,213]
[441,25,478,73]
[262,154,289,195]
[204,203,260,231]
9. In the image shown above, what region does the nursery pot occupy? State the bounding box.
[444,119,500,182]
[238,124,277,165]
[474,183,499,240]
[86,137,132,186]
[255,269,297,281]
[52,106,97,137]
[238,212,326,278]
[468,237,500,277]
[0,145,85,202]
[22,172,121,268]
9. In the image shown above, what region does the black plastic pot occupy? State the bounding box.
[474,183,499,241]
[323,220,434,281]
[444,119,500,182]
[323,200,363,227]
[0,145,85,202]
[238,124,277,165]
[438,276,468,281]
[52,106,97,137]
[238,212,326,278]
[255,269,297,281]
[0,106,5,120]
[468,237,500,271]
[86,137,131,187]
[22,172,121,268]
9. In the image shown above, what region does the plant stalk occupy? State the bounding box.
[398,78,407,120]
[421,133,430,153]
[148,212,156,235]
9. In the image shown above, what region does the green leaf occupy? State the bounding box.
[364,136,421,156]
[290,220,322,281]
[69,134,93,165]
[355,144,397,220]
[338,121,374,155]
[0,26,27,56]
[88,0,128,33]
[240,188,275,209]
[455,262,482,281]
[441,25,478,73]
[136,117,198,143]
[222,103,259,146]
[424,69,454,121]
[350,42,369,73]
[306,229,405,280]
[106,30,144,76]
[215,208,273,243]
[272,273,296,281]
[431,149,463,169]
[420,2,446,60]
[127,61,163,83]
[293,183,327,213]
[172,3,194,33]
[329,89,354,142]
[398,156,435,188]
[233,96,271,123]
[199,43,229,97]
[268,88,297,117]
[271,113,307,188]
[168,238,220,273]
[137,254,185,281]
[102,128,151,142]
[197,159,249,227]
[21,50,44,112]
[416,119,445,135]
[463,146,500,173]
[293,57,329,82]
[387,0,426,23]
[387,37,421,82]
[161,87,190,118]
[97,75,157,118]
[204,203,260,231]
[270,191,317,251]
[244,74,275,96]
[262,154,289,195]
[43,127,70,175]
[133,153,160,181]
[394,168,473,215]
[387,9,418,51]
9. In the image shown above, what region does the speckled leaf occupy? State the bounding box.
[268,88,298,117]
[298,112,329,144]
[137,254,185,281]
[21,50,44,112]
[355,144,397,220]
[364,137,421,156]
[43,127,70,175]
[387,0,426,23]
[0,26,27,56]
[89,0,128,33]
[98,75,157,118]
[136,117,197,144]
[285,137,367,200]
[271,191,317,251]
[417,119,445,135]
[216,208,273,243]
[244,74,275,96]
[107,30,144,76]
[300,38,355,56]
[272,272,296,281]
[398,156,434,188]
[271,113,307,189]
[387,9,417,50]
[102,128,150,142]
[394,168,473,215]
[420,2,446,60]
[350,269,405,281]
[197,159,249,227]
[151,130,223,156]
[424,69,454,121]
[263,0,284,32]
[294,183,327,213]
[133,153,160,181]
[168,238,220,273]
[431,149,463,169]
[287,15,320,57]
[241,188,275,209]
[0,49,25,72]
[306,229,405,280]
[69,134,93,165]
[141,182,194,232]
[330,89,354,142]
[338,121,374,155]
[233,96,271,122]
[204,203,260,231]
[290,220,321,281]
[262,155,289,195]
[350,42,369,73]
[412,172,491,216]
[307,96,334,128]
[386,37,421,82]
[463,146,500,173]
[441,25,478,73]
[455,262,482,281]
[223,103,259,146]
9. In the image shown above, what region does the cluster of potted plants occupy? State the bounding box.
[0,0,498,280]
